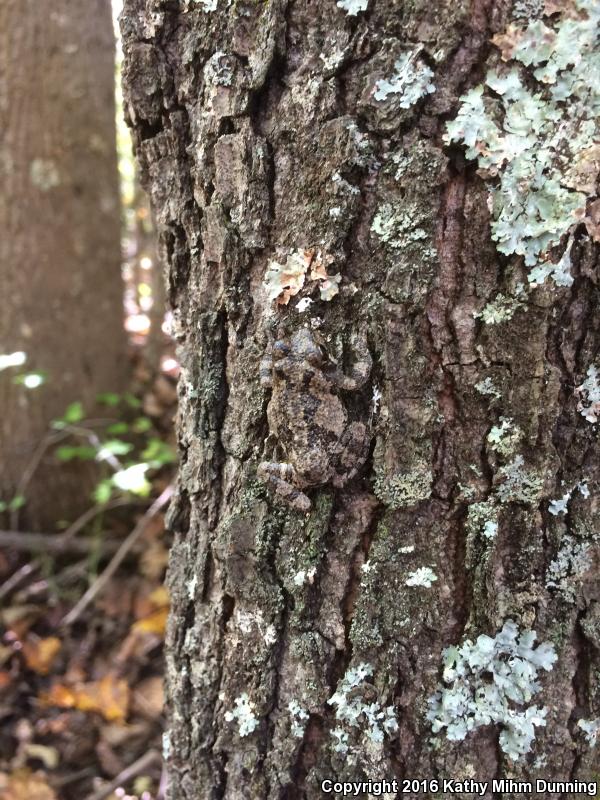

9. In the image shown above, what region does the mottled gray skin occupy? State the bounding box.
[258,329,371,512]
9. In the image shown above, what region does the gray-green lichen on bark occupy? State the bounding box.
[121,0,600,796]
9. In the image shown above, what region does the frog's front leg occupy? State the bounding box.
[334,335,372,391]
[257,461,311,513]
[332,422,370,487]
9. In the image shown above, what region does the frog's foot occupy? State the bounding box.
[258,461,311,513]
[332,422,370,487]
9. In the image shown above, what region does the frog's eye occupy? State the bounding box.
[273,341,290,359]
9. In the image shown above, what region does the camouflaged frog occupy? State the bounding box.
[258,328,372,513]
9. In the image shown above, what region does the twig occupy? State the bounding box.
[0,562,38,603]
[0,530,132,555]
[59,497,137,541]
[61,485,173,627]
[10,430,67,528]
[82,750,161,800]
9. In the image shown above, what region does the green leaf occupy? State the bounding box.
[0,501,7,512]
[96,440,134,460]
[123,392,142,409]
[93,479,114,504]
[132,417,152,433]
[106,422,129,435]
[97,392,121,407]
[142,438,176,466]
[8,495,26,511]
[63,401,85,423]
[55,445,97,462]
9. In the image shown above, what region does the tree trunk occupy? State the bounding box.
[121,0,600,797]
[0,0,127,527]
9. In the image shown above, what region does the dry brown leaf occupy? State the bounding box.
[40,674,129,723]
[0,769,57,800]
[0,672,11,690]
[22,637,61,676]
[131,607,168,636]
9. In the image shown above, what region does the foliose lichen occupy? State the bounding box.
[374,49,436,108]
[224,693,260,737]
[336,0,368,15]
[445,1,600,286]
[576,365,600,423]
[288,700,310,738]
[427,620,558,761]
[546,533,595,602]
[373,464,433,509]
[328,663,398,754]
[578,717,600,746]
[405,566,438,588]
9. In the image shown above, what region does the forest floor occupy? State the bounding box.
[0,346,177,800]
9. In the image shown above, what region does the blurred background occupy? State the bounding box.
[0,2,175,798]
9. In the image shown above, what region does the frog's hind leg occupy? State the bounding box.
[257,461,311,513]
[332,422,370,487]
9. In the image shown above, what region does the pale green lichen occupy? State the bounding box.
[475,376,502,401]
[475,286,526,325]
[224,693,259,737]
[374,49,436,107]
[487,416,522,457]
[336,0,368,15]
[427,620,557,761]
[578,718,600,746]
[288,700,309,738]
[371,201,429,248]
[405,566,437,588]
[328,663,398,754]
[576,365,600,423]
[445,1,600,286]
[546,533,595,602]
[466,499,499,541]
[374,465,432,509]
[495,455,544,505]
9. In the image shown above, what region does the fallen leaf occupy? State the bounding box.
[22,637,61,676]
[0,769,57,800]
[131,607,168,636]
[40,674,129,723]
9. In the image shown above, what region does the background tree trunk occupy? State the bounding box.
[0,0,127,527]
[122,0,600,796]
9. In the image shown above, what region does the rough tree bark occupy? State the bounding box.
[121,0,600,797]
[0,0,127,527]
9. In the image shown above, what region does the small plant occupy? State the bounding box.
[51,393,176,504]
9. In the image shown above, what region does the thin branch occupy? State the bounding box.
[0,530,131,555]
[82,749,161,800]
[60,485,173,627]
[0,562,38,603]
[59,497,140,541]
